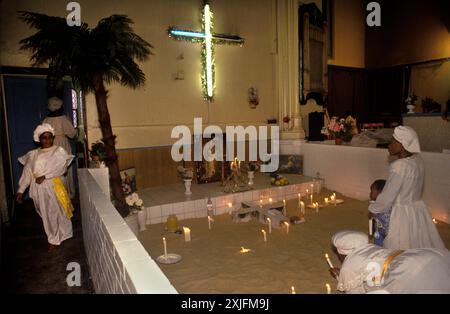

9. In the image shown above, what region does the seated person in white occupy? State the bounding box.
[329,231,450,294]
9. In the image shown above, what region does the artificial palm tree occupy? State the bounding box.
[19,11,153,217]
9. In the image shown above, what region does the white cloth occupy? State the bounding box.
[18,146,74,245]
[393,126,421,153]
[48,97,63,112]
[369,155,445,250]
[43,116,77,198]
[337,244,450,294]
[332,231,369,255]
[33,123,55,142]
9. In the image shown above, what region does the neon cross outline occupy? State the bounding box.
[168,2,244,102]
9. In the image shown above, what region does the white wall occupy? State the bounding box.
[78,169,178,294]
[280,141,450,223]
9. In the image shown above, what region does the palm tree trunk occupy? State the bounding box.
[92,73,129,217]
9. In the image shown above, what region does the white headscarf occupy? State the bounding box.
[48,97,63,112]
[393,126,421,153]
[332,230,368,255]
[33,123,55,142]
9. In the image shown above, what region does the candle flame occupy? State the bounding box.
[269,198,273,203]
[433,218,437,224]
[228,202,232,208]
[326,283,331,294]
[291,286,296,294]
[183,227,190,232]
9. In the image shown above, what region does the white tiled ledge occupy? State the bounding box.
[79,169,178,294]
[145,181,315,225]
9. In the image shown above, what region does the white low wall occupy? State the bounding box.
[280,141,450,224]
[78,169,178,294]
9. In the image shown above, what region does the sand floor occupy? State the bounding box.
[139,190,450,294]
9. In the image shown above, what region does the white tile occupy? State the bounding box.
[151,217,162,225]
[173,202,184,215]
[195,210,207,218]
[184,211,196,220]
[125,259,178,294]
[114,239,151,265]
[149,206,162,219]
[195,199,207,211]
[108,224,137,244]
[161,204,173,216]
[183,201,195,213]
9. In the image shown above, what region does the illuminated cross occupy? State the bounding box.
[168,2,244,102]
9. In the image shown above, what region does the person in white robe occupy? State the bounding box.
[330,231,450,294]
[43,97,77,198]
[16,123,75,251]
[369,126,445,250]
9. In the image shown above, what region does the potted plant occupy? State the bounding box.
[126,192,146,231]
[177,166,194,195]
[405,94,418,114]
[89,141,107,168]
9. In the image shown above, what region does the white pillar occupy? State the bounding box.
[276,0,305,140]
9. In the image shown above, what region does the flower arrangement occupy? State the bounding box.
[126,192,144,213]
[405,94,418,106]
[322,117,353,142]
[247,161,260,172]
[283,116,291,124]
[177,165,194,180]
[89,141,107,161]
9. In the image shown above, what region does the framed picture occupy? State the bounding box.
[277,155,303,175]
[120,167,137,194]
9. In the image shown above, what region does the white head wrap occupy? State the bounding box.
[48,97,63,112]
[33,123,55,142]
[332,230,368,256]
[393,126,421,153]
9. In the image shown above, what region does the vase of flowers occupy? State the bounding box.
[247,161,259,186]
[177,166,194,195]
[126,192,146,231]
[89,141,107,168]
[324,117,353,144]
[405,93,418,114]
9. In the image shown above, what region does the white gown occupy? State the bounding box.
[18,146,74,245]
[369,155,445,250]
[337,244,450,294]
[43,116,77,198]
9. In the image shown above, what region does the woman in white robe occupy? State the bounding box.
[16,123,75,251]
[43,97,77,198]
[369,126,445,250]
[331,231,450,294]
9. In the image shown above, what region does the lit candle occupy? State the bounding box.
[284,221,290,234]
[283,200,287,216]
[267,218,272,234]
[298,193,301,205]
[326,283,331,295]
[332,193,337,206]
[369,218,373,236]
[261,229,267,242]
[433,218,437,224]
[259,199,263,208]
[310,194,313,205]
[228,202,233,215]
[324,197,329,205]
[291,286,296,294]
[310,183,314,197]
[315,202,319,214]
[306,189,309,197]
[300,201,305,215]
[208,216,212,230]
[183,227,191,242]
[325,253,334,268]
[163,237,168,258]
[269,197,273,204]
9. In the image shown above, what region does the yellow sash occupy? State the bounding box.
[52,177,74,219]
[381,250,404,281]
